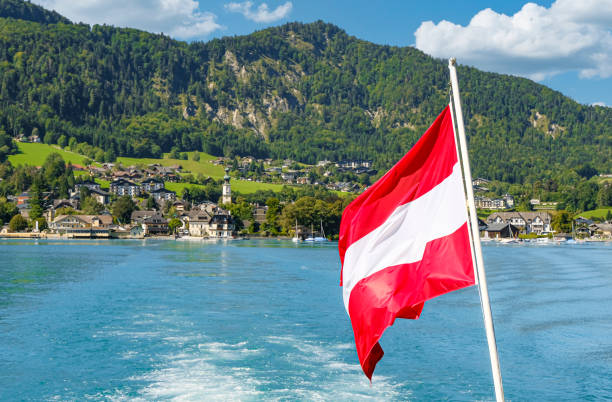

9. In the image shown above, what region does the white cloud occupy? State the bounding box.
[592,101,608,107]
[225,1,292,23]
[415,0,612,81]
[33,0,223,39]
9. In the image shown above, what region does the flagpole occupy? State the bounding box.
[448,57,505,402]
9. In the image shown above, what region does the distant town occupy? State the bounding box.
[1,150,610,242]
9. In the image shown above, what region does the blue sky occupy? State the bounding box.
[34,0,612,106]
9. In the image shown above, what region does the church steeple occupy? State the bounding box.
[222,167,232,204]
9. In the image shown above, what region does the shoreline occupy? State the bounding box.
[0,233,609,244]
[0,233,298,241]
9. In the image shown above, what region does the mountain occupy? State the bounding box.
[0,0,610,185]
[0,0,70,24]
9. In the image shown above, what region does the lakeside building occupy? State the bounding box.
[130,211,168,235]
[483,223,520,239]
[49,214,113,237]
[486,212,552,234]
[180,205,235,238]
[209,213,235,238]
[183,210,212,237]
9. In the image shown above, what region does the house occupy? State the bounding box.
[483,223,520,239]
[183,210,213,237]
[266,167,282,174]
[150,188,176,203]
[296,176,311,185]
[575,217,594,226]
[18,203,31,219]
[486,212,552,234]
[253,205,268,225]
[281,172,296,183]
[88,166,108,177]
[47,200,78,222]
[52,198,79,210]
[130,211,168,235]
[208,212,235,238]
[172,200,187,212]
[335,160,372,170]
[575,225,593,237]
[472,178,491,187]
[16,192,31,206]
[475,196,507,210]
[49,214,112,237]
[593,224,612,239]
[130,225,145,238]
[141,177,165,193]
[89,188,110,205]
[110,179,141,197]
[75,179,101,192]
[194,201,218,215]
[502,194,515,208]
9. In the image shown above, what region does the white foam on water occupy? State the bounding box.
[263,334,405,400]
[130,356,264,401]
[200,341,262,361]
[112,339,266,401]
[96,330,163,339]
[107,330,403,400]
[120,350,139,360]
[162,335,203,344]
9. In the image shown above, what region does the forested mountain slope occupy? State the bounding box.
[0,0,610,184]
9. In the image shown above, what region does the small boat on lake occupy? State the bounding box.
[292,219,301,243]
[305,220,328,242]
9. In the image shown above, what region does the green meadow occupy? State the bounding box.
[10,142,287,194]
[575,208,612,220]
[8,142,92,167]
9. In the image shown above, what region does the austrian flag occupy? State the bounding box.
[338,106,476,379]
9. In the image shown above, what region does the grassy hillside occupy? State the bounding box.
[575,208,612,220]
[8,142,92,166]
[10,141,286,194]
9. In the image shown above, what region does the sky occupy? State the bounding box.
[32,0,612,107]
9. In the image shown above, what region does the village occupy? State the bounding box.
[1,157,610,241]
[1,160,239,239]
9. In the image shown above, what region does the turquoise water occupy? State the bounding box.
[0,239,611,400]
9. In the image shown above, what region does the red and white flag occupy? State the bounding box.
[339,105,476,379]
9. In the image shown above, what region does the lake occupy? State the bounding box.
[0,239,611,400]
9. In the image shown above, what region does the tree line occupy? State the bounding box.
[0,0,610,190]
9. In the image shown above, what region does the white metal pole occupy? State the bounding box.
[448,96,479,286]
[448,57,505,402]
